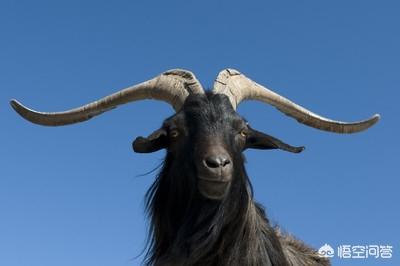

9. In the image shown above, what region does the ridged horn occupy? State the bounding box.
[11,69,204,126]
[213,69,380,134]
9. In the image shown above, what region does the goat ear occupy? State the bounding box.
[245,127,305,153]
[132,128,168,153]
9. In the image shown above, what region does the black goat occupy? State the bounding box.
[11,69,379,265]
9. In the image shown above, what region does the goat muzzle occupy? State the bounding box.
[196,146,233,200]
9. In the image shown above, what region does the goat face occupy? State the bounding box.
[132,92,304,200]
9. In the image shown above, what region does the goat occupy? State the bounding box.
[11,69,380,265]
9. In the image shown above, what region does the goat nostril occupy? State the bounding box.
[204,156,231,169]
[205,157,220,168]
[222,158,230,167]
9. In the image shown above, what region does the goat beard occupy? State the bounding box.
[143,154,290,266]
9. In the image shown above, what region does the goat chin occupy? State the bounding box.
[197,178,231,200]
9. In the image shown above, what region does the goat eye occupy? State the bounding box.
[240,129,248,137]
[170,129,179,138]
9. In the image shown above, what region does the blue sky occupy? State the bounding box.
[1,1,398,265]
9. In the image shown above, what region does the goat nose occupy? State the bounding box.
[204,155,231,169]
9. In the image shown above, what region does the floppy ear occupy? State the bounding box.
[132,128,168,153]
[245,127,305,153]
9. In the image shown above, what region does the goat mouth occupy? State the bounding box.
[198,177,231,183]
[197,171,232,183]
[197,177,231,200]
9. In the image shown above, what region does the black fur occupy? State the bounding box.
[134,93,329,266]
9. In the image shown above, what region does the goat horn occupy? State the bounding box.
[10,69,204,126]
[213,69,380,134]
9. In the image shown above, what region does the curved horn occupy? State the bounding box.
[213,69,380,134]
[11,69,204,126]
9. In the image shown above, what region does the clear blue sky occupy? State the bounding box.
[1,1,398,265]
